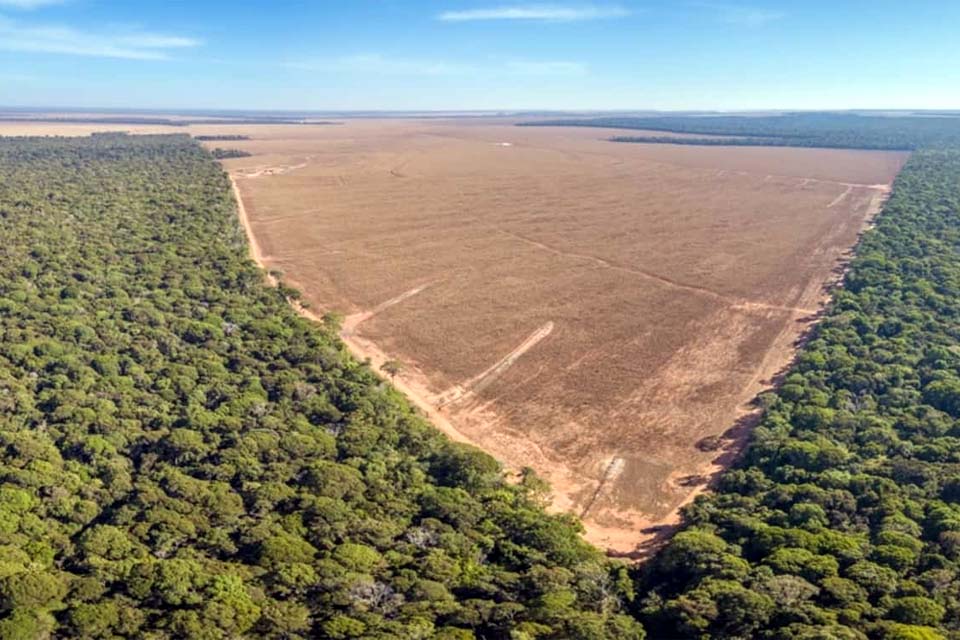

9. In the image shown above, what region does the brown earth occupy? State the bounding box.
[219,120,906,556]
[0,118,908,556]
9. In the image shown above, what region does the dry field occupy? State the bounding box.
[0,118,908,555]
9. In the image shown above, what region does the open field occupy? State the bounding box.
[220,120,907,555]
[0,118,908,554]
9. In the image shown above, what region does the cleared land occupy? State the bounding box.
[219,120,907,555]
[0,119,907,554]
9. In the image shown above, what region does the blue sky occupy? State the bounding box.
[1,1,959,111]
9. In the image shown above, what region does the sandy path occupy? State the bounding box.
[230,175,482,450]
[436,321,555,407]
[827,185,854,208]
[342,283,435,337]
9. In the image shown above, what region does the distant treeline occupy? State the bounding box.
[635,150,960,638]
[611,135,769,147]
[0,116,193,126]
[521,113,960,150]
[194,135,251,141]
[0,116,336,127]
[211,147,253,159]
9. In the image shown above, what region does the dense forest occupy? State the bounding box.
[636,150,960,639]
[8,127,960,640]
[0,116,315,127]
[0,134,643,639]
[210,148,253,159]
[607,134,935,150]
[194,135,251,142]
[521,113,960,150]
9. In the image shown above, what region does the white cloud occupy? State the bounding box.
[438,3,629,22]
[288,54,466,76]
[720,7,783,26]
[505,60,587,75]
[114,34,199,50]
[0,0,64,9]
[288,54,587,77]
[694,3,785,27]
[0,15,201,59]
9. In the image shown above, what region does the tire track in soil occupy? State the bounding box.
[580,457,626,520]
[341,282,435,337]
[494,227,819,316]
[435,322,555,408]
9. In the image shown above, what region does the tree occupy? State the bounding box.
[888,597,946,627]
[381,359,403,380]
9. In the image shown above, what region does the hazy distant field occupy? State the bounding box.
[0,118,907,554]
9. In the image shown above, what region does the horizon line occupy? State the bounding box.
[2,105,958,116]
